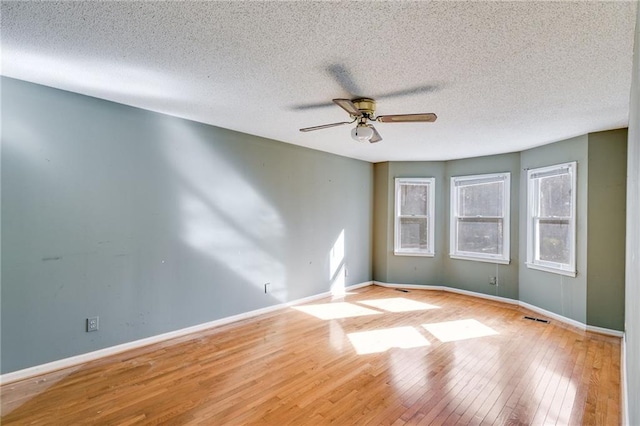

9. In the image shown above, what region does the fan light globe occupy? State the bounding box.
[351,124,374,142]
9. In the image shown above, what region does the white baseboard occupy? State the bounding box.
[622,335,629,426]
[443,286,519,306]
[343,281,373,291]
[585,324,625,338]
[373,281,518,305]
[373,281,623,338]
[0,281,373,385]
[2,279,623,385]
[518,301,587,331]
[373,281,443,291]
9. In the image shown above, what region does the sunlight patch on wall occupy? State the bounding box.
[181,193,286,295]
[160,119,288,300]
[347,326,431,355]
[329,230,345,280]
[294,302,381,320]
[359,297,440,313]
[329,230,346,296]
[422,319,498,343]
[330,265,346,297]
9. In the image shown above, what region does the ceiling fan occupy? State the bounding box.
[299,98,437,143]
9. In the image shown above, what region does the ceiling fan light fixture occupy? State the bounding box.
[351,124,374,142]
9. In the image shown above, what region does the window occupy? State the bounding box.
[394,178,435,256]
[526,162,577,276]
[450,173,510,264]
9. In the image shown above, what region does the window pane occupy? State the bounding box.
[538,220,570,263]
[401,184,428,216]
[458,181,503,217]
[539,174,571,217]
[457,218,503,254]
[400,217,429,251]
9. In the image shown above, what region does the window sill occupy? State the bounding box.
[449,254,510,265]
[525,263,577,277]
[394,251,435,257]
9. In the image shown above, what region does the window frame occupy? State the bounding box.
[449,172,511,264]
[526,161,577,277]
[394,177,436,257]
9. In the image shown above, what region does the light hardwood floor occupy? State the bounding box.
[1,286,621,425]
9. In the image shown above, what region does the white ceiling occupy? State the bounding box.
[1,1,637,163]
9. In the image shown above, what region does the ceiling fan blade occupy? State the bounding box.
[299,121,352,132]
[333,99,363,117]
[368,125,382,143]
[377,113,437,123]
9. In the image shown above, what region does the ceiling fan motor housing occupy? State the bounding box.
[351,98,376,118]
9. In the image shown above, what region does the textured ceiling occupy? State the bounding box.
[1,1,637,162]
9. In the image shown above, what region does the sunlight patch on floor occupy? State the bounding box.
[530,363,576,424]
[294,302,381,320]
[347,326,431,355]
[422,319,498,342]
[358,297,440,312]
[0,366,82,415]
[329,320,346,352]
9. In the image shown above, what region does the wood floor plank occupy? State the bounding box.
[479,323,558,425]
[1,286,621,425]
[460,313,549,425]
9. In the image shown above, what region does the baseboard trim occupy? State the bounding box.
[373,281,443,291]
[443,286,519,306]
[2,279,622,385]
[373,281,519,306]
[373,281,623,338]
[0,281,373,385]
[585,324,625,338]
[518,301,587,331]
[622,334,629,426]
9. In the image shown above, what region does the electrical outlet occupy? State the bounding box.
[489,276,497,285]
[87,316,99,332]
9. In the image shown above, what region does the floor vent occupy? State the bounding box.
[524,315,550,324]
[395,288,410,293]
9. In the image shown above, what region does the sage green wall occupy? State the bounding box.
[372,162,389,282]
[372,153,521,300]
[1,77,373,373]
[624,3,639,423]
[444,153,520,300]
[587,129,627,331]
[372,162,445,285]
[519,135,589,324]
[376,132,626,330]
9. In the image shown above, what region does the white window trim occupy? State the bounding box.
[526,161,577,277]
[394,177,435,257]
[449,172,511,264]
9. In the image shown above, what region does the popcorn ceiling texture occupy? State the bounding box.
[1,1,636,162]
